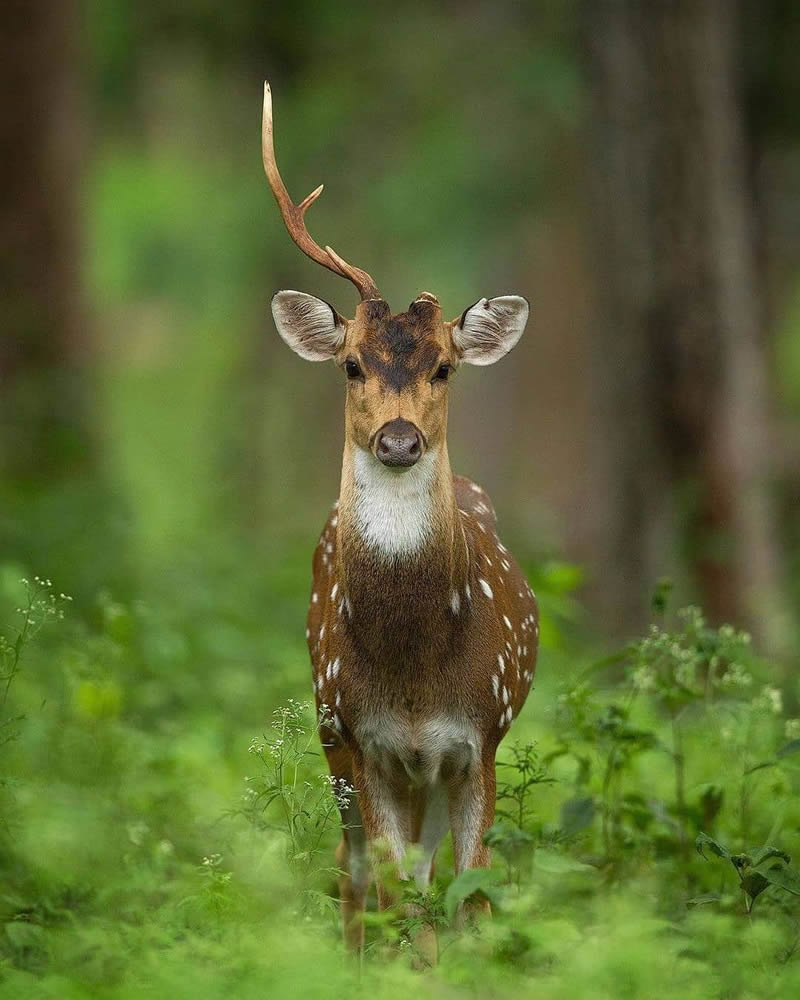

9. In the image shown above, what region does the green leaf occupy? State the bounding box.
[560,796,595,837]
[483,823,534,861]
[695,832,731,861]
[444,868,502,921]
[750,846,791,868]
[650,578,673,615]
[760,865,800,896]
[741,872,770,904]
[686,893,722,909]
[4,920,47,951]
[776,739,800,760]
[744,760,776,776]
[534,849,596,874]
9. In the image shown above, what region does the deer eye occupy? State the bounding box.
[344,359,363,379]
[433,363,451,382]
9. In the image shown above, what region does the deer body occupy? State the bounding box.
[262,83,538,952]
[308,461,538,856]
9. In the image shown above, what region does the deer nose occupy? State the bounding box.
[375,419,423,468]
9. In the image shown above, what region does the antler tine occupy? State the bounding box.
[262,82,379,301]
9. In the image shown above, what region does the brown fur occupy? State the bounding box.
[302,295,539,950]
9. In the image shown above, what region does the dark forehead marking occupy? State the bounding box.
[385,320,417,356]
[358,302,443,392]
[364,299,391,323]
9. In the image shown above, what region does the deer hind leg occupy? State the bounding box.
[406,780,450,966]
[411,780,449,889]
[448,756,497,925]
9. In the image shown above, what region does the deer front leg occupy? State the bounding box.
[336,794,370,951]
[325,746,370,951]
[350,754,409,913]
[448,755,497,923]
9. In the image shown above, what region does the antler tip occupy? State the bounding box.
[298,184,324,214]
[263,89,378,300]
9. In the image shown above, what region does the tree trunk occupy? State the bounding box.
[0,0,90,483]
[582,0,787,649]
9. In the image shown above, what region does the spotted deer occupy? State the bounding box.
[262,83,538,952]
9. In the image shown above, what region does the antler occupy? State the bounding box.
[262,82,379,301]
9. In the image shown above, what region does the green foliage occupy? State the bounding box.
[444,868,502,921]
[696,833,800,912]
[2,573,800,997]
[1,576,71,779]
[240,699,350,911]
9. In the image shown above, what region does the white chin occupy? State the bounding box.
[353,447,438,555]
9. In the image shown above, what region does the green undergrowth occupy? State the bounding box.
[2,567,800,999]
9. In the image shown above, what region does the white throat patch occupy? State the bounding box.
[352,446,438,556]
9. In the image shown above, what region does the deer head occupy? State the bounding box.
[263,83,529,470]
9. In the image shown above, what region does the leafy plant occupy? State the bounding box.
[1,576,71,754]
[240,699,352,913]
[496,741,553,830]
[695,833,800,912]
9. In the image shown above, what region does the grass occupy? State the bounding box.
[2,554,800,1000]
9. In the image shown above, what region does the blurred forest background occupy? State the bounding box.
[4,3,800,996]
[2,0,800,651]
[3,0,800,657]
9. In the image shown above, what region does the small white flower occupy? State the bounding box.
[758,685,783,715]
[720,663,753,689]
[784,718,800,740]
[632,665,656,692]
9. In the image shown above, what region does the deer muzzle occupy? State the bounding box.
[374,418,424,468]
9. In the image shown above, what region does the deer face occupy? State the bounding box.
[272,291,529,469]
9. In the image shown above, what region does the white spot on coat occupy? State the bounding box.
[479,578,493,599]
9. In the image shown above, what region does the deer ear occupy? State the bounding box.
[272,290,347,361]
[452,295,529,366]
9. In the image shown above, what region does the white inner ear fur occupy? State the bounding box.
[272,290,346,361]
[453,295,529,366]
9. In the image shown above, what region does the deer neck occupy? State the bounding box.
[336,441,469,657]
